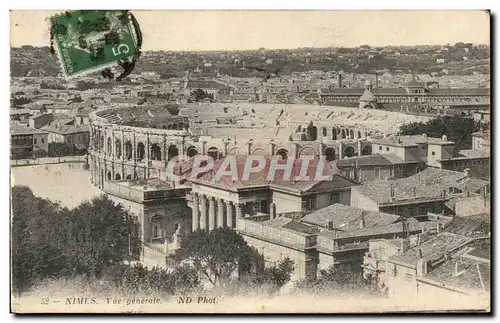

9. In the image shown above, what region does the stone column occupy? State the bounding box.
[217,199,224,228]
[208,197,216,231]
[199,195,207,230]
[226,202,234,228]
[236,203,243,219]
[192,194,200,231]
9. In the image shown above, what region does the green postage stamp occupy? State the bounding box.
[50,10,139,79]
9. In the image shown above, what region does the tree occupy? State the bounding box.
[11,188,141,295]
[398,115,480,149]
[294,264,376,296]
[111,263,201,296]
[166,105,180,116]
[306,121,318,141]
[56,195,141,277]
[11,186,68,295]
[176,227,250,287]
[190,89,214,102]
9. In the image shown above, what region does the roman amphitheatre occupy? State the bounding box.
[88,102,431,189]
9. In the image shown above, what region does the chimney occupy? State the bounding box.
[359,211,366,229]
[327,221,334,231]
[442,135,448,142]
[436,222,442,233]
[416,257,428,277]
[412,187,417,199]
[400,239,409,253]
[390,184,395,202]
[422,133,427,138]
[338,73,342,88]
[270,203,276,219]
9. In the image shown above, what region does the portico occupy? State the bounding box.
[189,191,245,231]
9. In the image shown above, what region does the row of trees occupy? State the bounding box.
[398,115,481,150]
[11,187,142,296]
[11,187,296,297]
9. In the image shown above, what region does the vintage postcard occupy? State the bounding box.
[10,10,491,314]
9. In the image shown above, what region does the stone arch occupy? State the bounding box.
[115,173,121,180]
[125,141,133,160]
[168,145,179,161]
[137,142,145,161]
[357,131,362,139]
[115,139,121,158]
[275,148,289,160]
[151,143,162,161]
[107,137,112,155]
[227,146,243,155]
[344,145,355,158]
[298,145,318,157]
[107,171,112,181]
[361,144,372,156]
[252,147,267,156]
[349,129,355,139]
[186,146,199,157]
[341,129,346,139]
[322,127,327,137]
[332,128,337,140]
[207,146,221,161]
[126,174,132,180]
[172,123,178,130]
[99,136,104,151]
[324,147,336,162]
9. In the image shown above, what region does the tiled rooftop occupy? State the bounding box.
[191,155,356,193]
[11,124,48,136]
[372,134,455,147]
[336,153,413,168]
[301,203,399,229]
[424,258,490,293]
[41,124,90,135]
[389,232,473,268]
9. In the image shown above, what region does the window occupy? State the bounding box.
[375,168,381,180]
[153,225,159,238]
[431,151,436,156]
[302,196,316,211]
[66,137,72,144]
[34,138,37,144]
[379,146,382,151]
[174,223,179,232]
[404,273,413,281]
[329,192,340,204]
[386,147,390,152]
[41,138,44,144]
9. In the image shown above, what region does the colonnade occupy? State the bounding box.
[190,193,244,231]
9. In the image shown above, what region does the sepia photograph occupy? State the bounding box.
[8,9,491,314]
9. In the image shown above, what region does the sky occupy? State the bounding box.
[10,10,490,51]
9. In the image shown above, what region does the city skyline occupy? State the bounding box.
[11,10,490,51]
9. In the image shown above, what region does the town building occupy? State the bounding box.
[371,134,490,178]
[336,153,422,182]
[350,167,489,218]
[472,131,490,152]
[188,155,358,232]
[319,79,490,107]
[10,123,49,159]
[41,124,90,148]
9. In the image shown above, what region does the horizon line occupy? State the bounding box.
[12,42,491,53]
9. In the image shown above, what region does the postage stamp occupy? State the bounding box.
[49,10,139,79]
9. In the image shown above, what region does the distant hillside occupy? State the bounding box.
[11,46,61,77]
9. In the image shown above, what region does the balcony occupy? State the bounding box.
[102,180,189,203]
